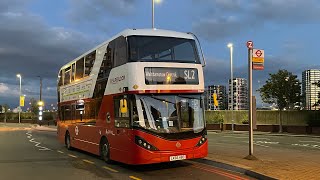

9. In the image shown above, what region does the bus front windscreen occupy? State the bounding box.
[132,94,205,134]
[128,36,200,63]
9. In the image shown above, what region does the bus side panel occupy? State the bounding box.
[75,125,100,155]
[98,95,131,164]
[57,121,68,144]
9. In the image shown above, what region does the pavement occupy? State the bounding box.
[205,131,320,180]
[3,122,320,180]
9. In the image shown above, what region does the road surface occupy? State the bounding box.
[0,124,252,180]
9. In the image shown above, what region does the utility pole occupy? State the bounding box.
[39,76,42,101]
[152,0,154,29]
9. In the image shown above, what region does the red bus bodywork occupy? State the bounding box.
[57,93,208,165]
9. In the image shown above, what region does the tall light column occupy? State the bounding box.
[152,0,154,29]
[16,74,22,123]
[152,0,162,29]
[227,43,234,131]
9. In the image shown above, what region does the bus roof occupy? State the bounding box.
[59,29,195,70]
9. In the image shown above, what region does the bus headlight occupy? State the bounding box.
[135,136,158,151]
[196,135,207,147]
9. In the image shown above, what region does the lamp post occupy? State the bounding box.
[227,43,234,131]
[152,0,162,29]
[37,76,42,101]
[16,74,22,123]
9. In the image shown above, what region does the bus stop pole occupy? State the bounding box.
[246,46,257,160]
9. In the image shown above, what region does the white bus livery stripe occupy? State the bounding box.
[74,138,99,146]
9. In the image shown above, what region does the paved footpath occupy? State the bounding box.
[206,131,320,180]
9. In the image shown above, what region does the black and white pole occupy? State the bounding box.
[245,41,257,160]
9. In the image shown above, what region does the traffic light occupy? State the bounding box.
[212,93,219,107]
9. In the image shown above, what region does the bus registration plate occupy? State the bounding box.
[169,155,186,161]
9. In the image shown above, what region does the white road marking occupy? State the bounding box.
[254,142,269,148]
[57,150,64,154]
[292,143,320,149]
[223,136,247,138]
[299,141,320,144]
[244,141,270,148]
[26,132,51,151]
[223,136,270,140]
[255,141,279,145]
[68,154,77,158]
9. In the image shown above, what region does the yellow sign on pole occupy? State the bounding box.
[20,96,25,107]
[212,93,219,107]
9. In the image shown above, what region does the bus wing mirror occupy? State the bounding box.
[120,99,128,114]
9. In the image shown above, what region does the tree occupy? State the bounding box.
[29,98,39,120]
[312,80,320,107]
[2,104,9,122]
[258,69,301,132]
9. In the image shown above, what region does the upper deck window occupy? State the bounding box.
[128,36,200,64]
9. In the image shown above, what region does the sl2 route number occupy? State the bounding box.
[184,70,195,80]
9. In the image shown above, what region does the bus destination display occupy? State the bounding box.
[145,67,199,85]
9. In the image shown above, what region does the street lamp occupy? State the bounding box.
[37,76,42,101]
[227,43,234,131]
[152,0,162,29]
[16,74,22,123]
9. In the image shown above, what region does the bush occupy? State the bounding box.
[206,111,224,124]
[241,113,249,124]
[43,112,54,120]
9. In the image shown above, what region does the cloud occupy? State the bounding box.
[192,0,320,41]
[0,83,9,93]
[0,3,97,107]
[193,16,249,42]
[250,0,320,23]
[0,0,33,13]
[67,0,137,26]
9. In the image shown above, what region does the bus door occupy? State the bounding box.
[111,95,131,162]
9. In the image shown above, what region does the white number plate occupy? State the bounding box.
[169,155,186,161]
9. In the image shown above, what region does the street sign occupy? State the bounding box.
[252,63,264,70]
[246,41,253,49]
[252,49,264,70]
[20,96,25,107]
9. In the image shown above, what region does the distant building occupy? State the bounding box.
[228,78,248,110]
[302,69,320,110]
[205,85,227,110]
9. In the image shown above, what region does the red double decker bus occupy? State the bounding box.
[57,29,208,164]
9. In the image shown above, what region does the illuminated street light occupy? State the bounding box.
[152,0,162,29]
[227,43,234,131]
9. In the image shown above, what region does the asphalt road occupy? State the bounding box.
[0,124,253,180]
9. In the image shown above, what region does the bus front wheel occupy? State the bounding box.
[100,137,111,163]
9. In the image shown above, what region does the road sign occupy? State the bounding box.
[246,41,253,49]
[20,96,25,107]
[252,63,264,70]
[252,49,264,70]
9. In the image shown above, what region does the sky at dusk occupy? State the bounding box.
[0,0,320,109]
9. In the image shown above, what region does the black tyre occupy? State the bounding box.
[65,131,73,150]
[100,138,111,163]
